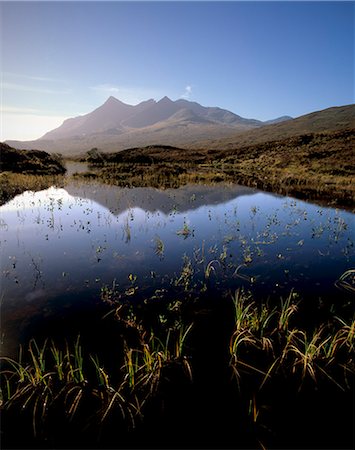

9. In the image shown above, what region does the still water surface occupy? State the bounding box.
[1,177,354,356]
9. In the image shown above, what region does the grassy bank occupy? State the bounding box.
[0,172,65,205]
[77,129,355,208]
[0,143,67,204]
[218,129,355,207]
[1,129,353,208]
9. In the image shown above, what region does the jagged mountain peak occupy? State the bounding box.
[158,96,174,104]
[100,96,131,109]
[104,95,121,103]
[13,95,294,152]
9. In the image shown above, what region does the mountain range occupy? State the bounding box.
[5,97,355,157]
[6,96,291,155]
[40,96,269,139]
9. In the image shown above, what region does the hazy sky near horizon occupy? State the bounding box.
[1,1,354,141]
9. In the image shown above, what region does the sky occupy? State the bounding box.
[1,1,354,141]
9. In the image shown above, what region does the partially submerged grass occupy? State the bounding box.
[1,278,354,447]
[0,172,65,205]
[154,236,165,259]
[1,337,88,436]
[1,300,194,438]
[335,269,355,294]
[176,222,193,238]
[229,289,354,393]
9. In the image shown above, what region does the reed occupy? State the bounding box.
[229,289,354,393]
[335,269,355,294]
[204,259,220,279]
[285,327,331,384]
[278,290,299,332]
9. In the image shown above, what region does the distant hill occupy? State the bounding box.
[194,104,355,150]
[263,115,293,125]
[5,96,290,155]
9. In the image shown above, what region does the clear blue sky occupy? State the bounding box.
[1,1,354,140]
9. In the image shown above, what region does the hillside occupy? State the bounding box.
[193,104,355,150]
[0,143,66,174]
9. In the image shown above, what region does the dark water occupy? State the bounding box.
[1,170,354,449]
[0,174,354,356]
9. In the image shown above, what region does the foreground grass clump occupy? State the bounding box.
[1,279,354,448]
[0,302,193,440]
[229,290,354,391]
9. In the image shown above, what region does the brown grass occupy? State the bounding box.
[0,172,65,205]
[78,129,355,208]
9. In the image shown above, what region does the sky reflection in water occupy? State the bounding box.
[1,181,354,355]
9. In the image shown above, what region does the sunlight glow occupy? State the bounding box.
[1,113,68,141]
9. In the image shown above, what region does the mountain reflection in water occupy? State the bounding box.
[0,178,354,358]
[65,181,258,215]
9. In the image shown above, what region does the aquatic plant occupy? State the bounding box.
[229,289,355,394]
[1,315,194,438]
[335,269,355,294]
[154,236,165,259]
[175,255,194,291]
[0,338,89,436]
[204,259,220,279]
[176,221,192,238]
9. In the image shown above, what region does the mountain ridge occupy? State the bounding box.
[6,98,353,157]
[5,96,292,155]
[40,96,268,140]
